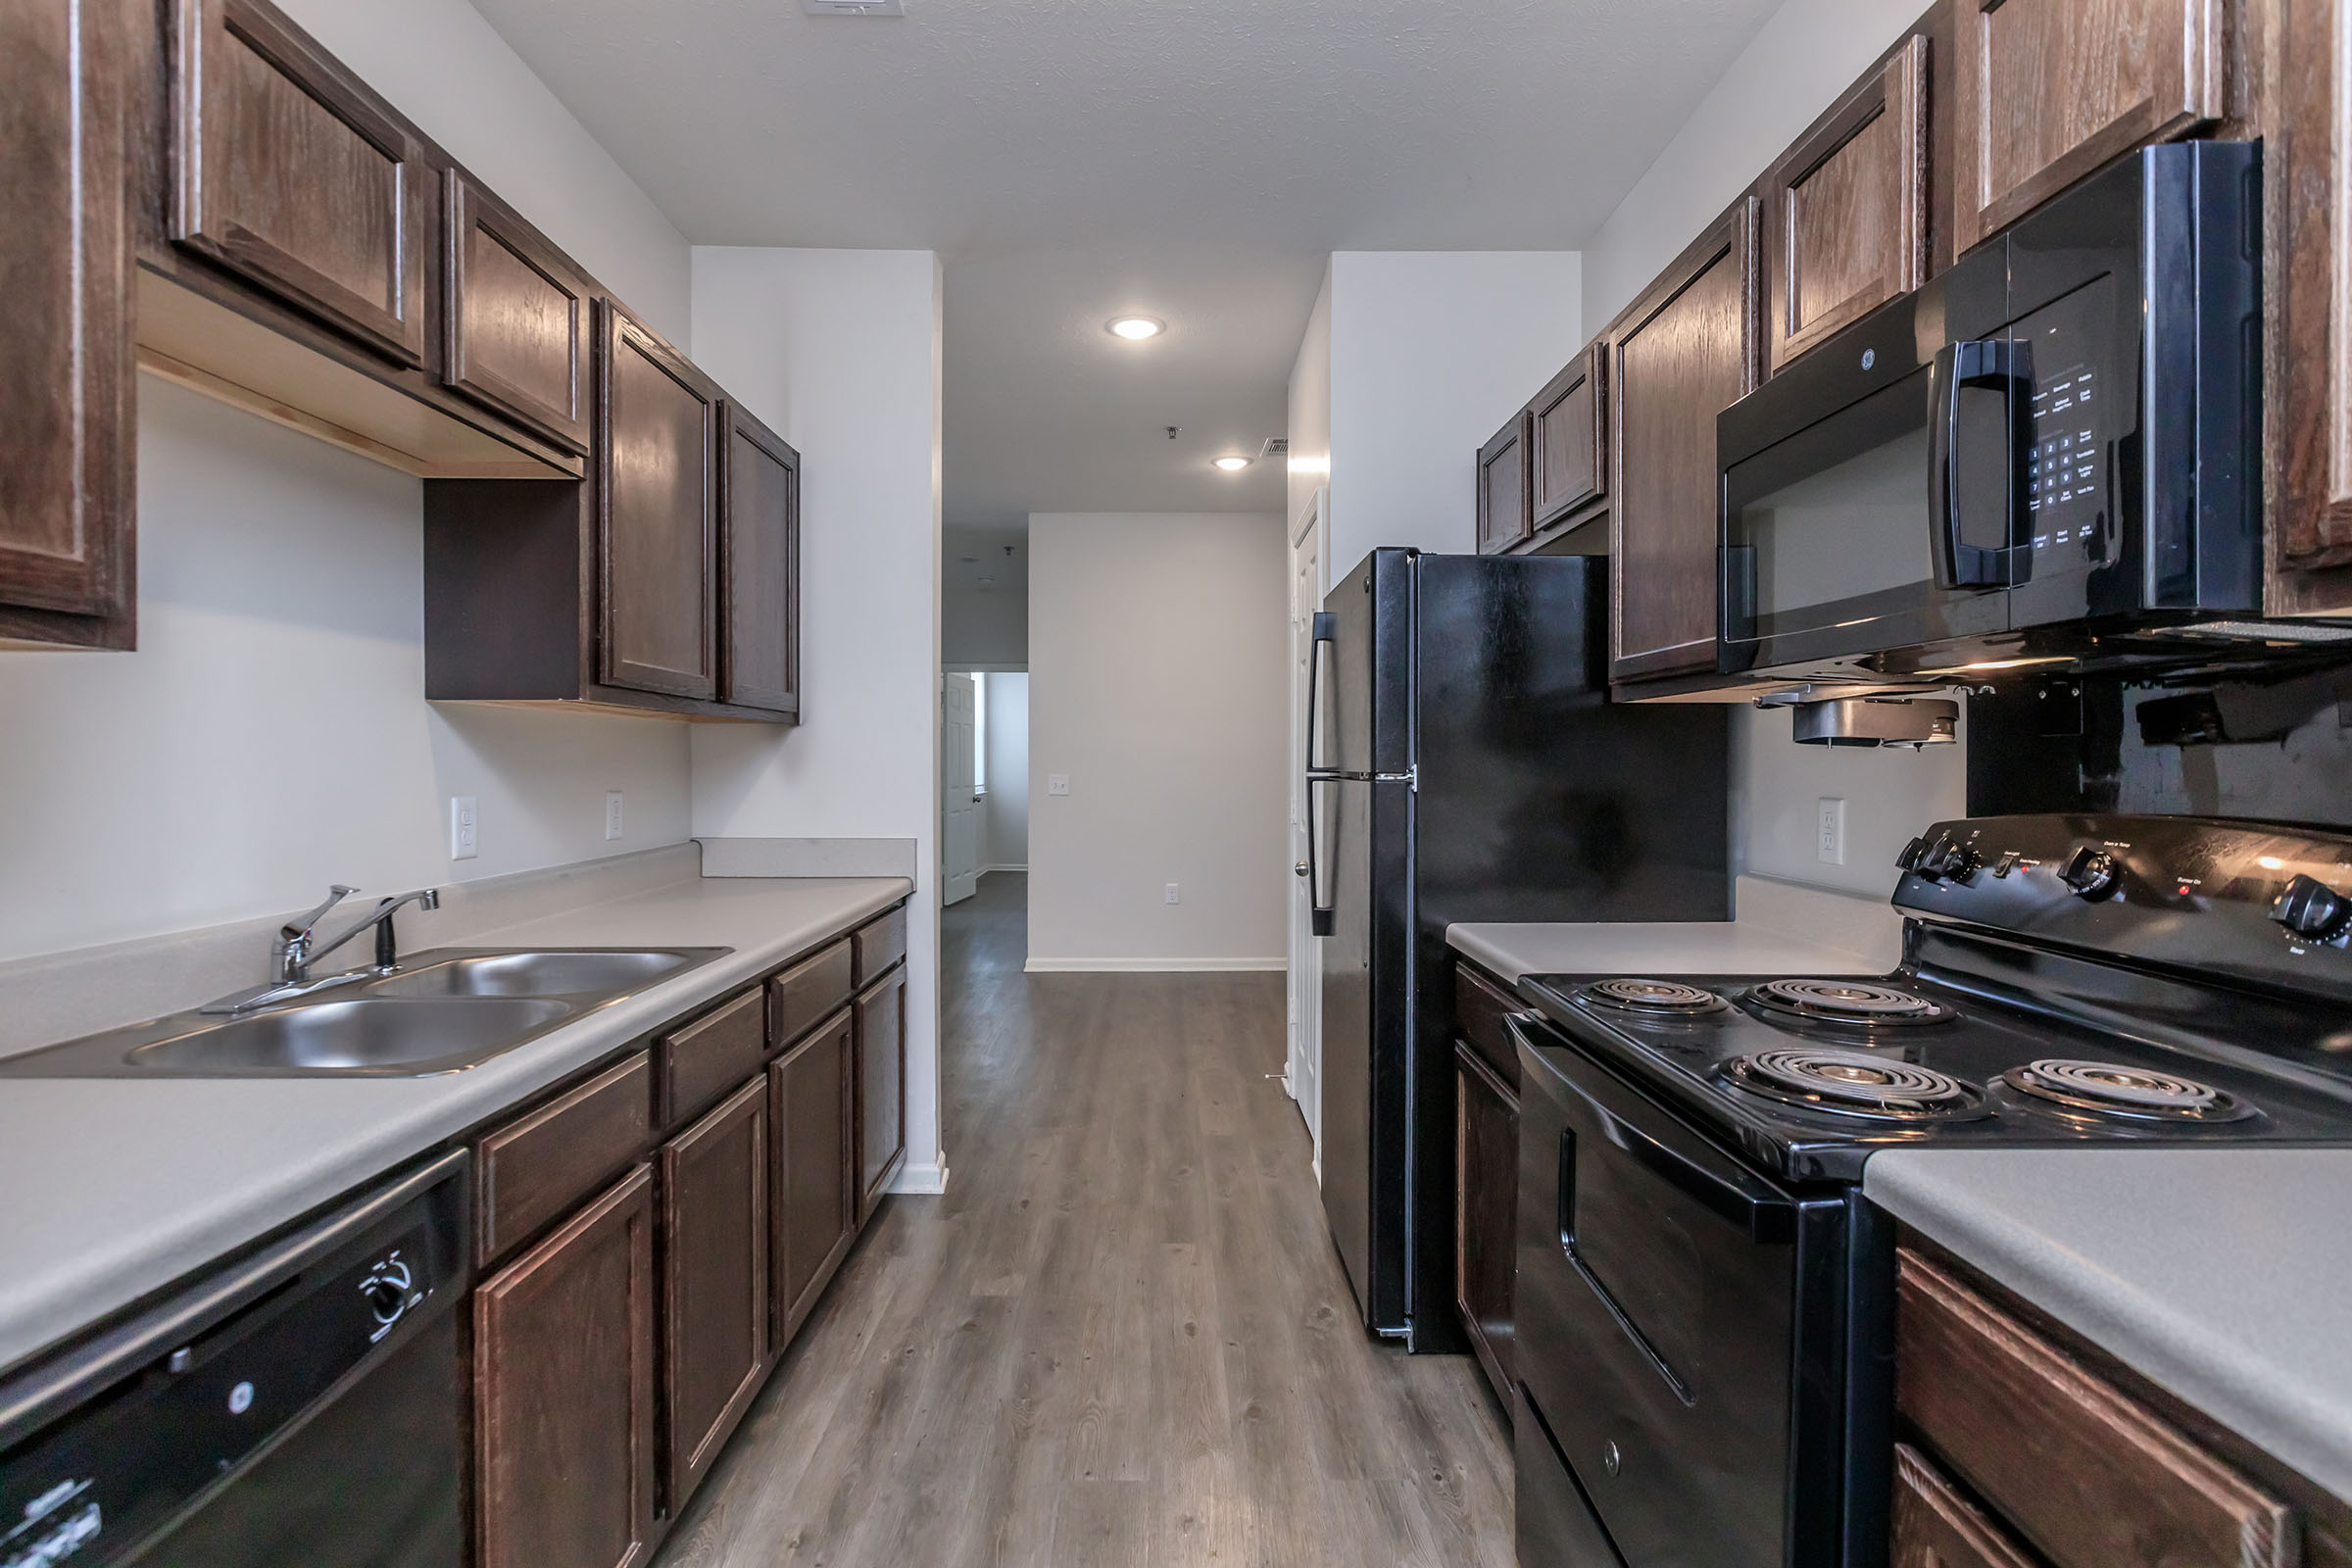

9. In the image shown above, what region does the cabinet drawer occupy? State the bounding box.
[658,987,766,1128]
[1895,1249,2294,1568]
[1452,962,1522,1092]
[476,1050,651,1266]
[853,906,907,986]
[768,940,854,1052]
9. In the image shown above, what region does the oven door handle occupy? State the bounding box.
[1929,337,2034,590]
[1508,1015,1795,1245]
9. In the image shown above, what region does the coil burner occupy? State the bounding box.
[1746,978,1955,1029]
[1576,978,1729,1018]
[2001,1059,2254,1124]
[1723,1048,1984,1121]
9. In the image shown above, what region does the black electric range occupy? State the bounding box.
[1505,812,2352,1568]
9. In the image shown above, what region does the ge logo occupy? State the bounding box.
[228,1381,255,1415]
[1861,348,1877,370]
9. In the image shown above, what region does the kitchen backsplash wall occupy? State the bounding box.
[1734,704,1969,899]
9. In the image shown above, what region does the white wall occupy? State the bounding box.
[943,525,1028,668]
[1027,514,1288,969]
[1578,0,1964,896]
[0,0,696,965]
[1286,269,1334,576]
[1324,252,1583,575]
[686,248,948,1191]
[982,672,1030,872]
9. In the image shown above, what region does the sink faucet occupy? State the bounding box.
[284,887,444,980]
[205,884,443,1015]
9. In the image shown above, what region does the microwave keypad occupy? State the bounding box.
[2026,361,2105,562]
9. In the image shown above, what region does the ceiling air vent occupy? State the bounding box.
[1260,437,1290,461]
[802,0,903,13]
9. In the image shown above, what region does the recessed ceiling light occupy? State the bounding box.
[1212,455,1251,471]
[1106,316,1165,341]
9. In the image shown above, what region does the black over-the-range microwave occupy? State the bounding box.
[1717,141,2262,686]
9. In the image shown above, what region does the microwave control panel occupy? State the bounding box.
[2016,277,2117,573]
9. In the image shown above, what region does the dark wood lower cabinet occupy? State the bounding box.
[1892,1444,2039,1568]
[856,967,908,1223]
[661,1077,769,1508]
[475,1162,657,1568]
[772,1007,856,1346]
[1454,1041,1517,1403]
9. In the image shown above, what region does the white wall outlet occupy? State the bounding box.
[1164,883,1180,905]
[1047,773,1070,797]
[1816,797,1847,865]
[449,796,479,861]
[605,790,625,842]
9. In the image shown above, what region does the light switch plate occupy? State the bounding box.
[1816,797,1846,865]
[450,796,478,860]
[605,790,625,842]
[1164,883,1180,905]
[1047,774,1070,797]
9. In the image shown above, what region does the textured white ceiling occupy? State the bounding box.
[468,0,1786,522]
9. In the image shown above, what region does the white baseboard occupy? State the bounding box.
[979,863,1028,874]
[1023,956,1287,973]
[892,1158,950,1195]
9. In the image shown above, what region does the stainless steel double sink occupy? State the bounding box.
[0,948,729,1078]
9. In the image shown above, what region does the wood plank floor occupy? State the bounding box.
[652,871,1515,1567]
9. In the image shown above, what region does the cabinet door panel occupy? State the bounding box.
[599,304,717,700]
[1766,37,1928,370]
[172,0,428,365]
[662,1078,768,1508]
[855,969,907,1223]
[1892,1444,2041,1568]
[1476,413,1532,555]
[0,0,135,632]
[721,402,801,716]
[772,1008,854,1345]
[1531,349,1604,530]
[1951,0,2225,252]
[1609,198,1759,682]
[445,172,592,455]
[2273,0,2352,585]
[1454,1044,1517,1401]
[476,1163,656,1568]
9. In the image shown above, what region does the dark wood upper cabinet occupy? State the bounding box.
[1608,196,1760,684]
[2270,0,2352,608]
[855,967,907,1224]
[445,172,593,456]
[1476,413,1533,556]
[599,302,718,701]
[1,0,136,650]
[720,401,802,717]
[1530,347,1605,534]
[1764,35,1929,371]
[170,0,429,365]
[771,1008,855,1348]
[475,1163,658,1568]
[661,1078,769,1510]
[1950,0,2226,255]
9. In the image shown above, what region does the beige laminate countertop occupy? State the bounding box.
[0,872,908,1374]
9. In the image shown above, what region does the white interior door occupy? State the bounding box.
[942,674,979,906]
[1286,490,1326,1164]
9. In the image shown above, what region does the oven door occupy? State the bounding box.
[1512,1016,1846,1567]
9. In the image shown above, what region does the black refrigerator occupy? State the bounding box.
[1307,548,1731,1350]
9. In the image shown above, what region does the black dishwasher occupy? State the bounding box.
[0,1150,470,1568]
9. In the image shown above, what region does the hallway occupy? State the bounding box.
[653,870,1515,1566]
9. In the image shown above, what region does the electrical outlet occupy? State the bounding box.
[1164,883,1180,905]
[605,790,625,842]
[1047,774,1070,797]
[1816,797,1847,865]
[449,796,478,861]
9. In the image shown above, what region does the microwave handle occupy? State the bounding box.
[1929,338,2032,589]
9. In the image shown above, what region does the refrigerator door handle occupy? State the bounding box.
[1306,612,1337,775]
[1307,774,1335,936]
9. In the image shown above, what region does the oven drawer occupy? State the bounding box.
[1516,1383,1629,1568]
[1512,1014,1844,1567]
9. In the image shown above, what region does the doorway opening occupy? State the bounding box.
[942,669,1029,908]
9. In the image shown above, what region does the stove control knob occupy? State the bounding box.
[2059,846,2121,899]
[2271,874,2351,940]
[1920,840,1981,883]
[1896,837,1927,871]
